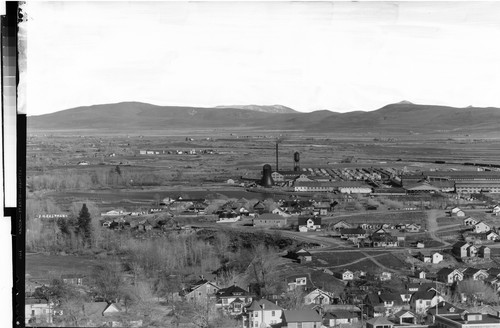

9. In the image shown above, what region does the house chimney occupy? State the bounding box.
[262,303,265,310]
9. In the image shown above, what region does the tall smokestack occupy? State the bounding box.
[276,142,279,172]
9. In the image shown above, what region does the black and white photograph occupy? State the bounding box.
[20,1,500,327]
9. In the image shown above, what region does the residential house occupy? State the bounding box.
[313,202,331,216]
[394,310,418,324]
[492,205,500,215]
[323,310,358,327]
[462,268,489,281]
[253,202,266,214]
[417,252,443,264]
[378,272,392,281]
[416,241,425,249]
[287,274,314,292]
[253,213,287,228]
[179,279,219,303]
[304,288,335,305]
[244,299,283,328]
[474,222,491,234]
[405,224,421,233]
[281,309,322,328]
[426,301,464,322]
[432,252,444,264]
[415,270,427,280]
[464,217,479,226]
[215,285,253,315]
[271,208,291,218]
[365,292,407,317]
[339,228,367,242]
[453,242,476,258]
[217,211,241,223]
[331,220,352,231]
[298,216,322,232]
[437,268,464,284]
[296,249,313,263]
[410,289,444,314]
[369,233,398,248]
[365,316,394,328]
[335,269,354,281]
[478,246,491,259]
[61,273,86,286]
[25,299,53,325]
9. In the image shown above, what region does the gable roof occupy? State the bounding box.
[298,216,322,226]
[340,228,366,235]
[411,290,436,301]
[324,310,357,319]
[246,299,282,311]
[216,285,249,297]
[394,310,417,318]
[83,302,111,316]
[283,309,322,322]
[427,301,464,315]
[366,317,394,326]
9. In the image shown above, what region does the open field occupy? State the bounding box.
[26,253,114,279]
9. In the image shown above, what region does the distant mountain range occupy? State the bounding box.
[28,101,500,133]
[215,104,297,114]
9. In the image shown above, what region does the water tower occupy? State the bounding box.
[294,152,300,171]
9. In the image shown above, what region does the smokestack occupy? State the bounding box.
[276,142,279,172]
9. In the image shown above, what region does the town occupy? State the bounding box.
[25,133,500,328]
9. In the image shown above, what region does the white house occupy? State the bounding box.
[271,208,291,218]
[474,221,491,234]
[298,216,321,232]
[340,270,354,281]
[244,299,283,328]
[410,289,444,314]
[492,205,500,215]
[25,299,53,325]
[304,289,335,305]
[464,217,479,226]
[432,252,444,264]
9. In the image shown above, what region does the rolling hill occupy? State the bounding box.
[28,101,500,133]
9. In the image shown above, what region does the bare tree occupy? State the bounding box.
[247,244,281,296]
[456,279,500,306]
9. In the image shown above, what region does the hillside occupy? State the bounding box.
[28,101,500,133]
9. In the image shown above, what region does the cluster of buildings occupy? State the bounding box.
[259,164,500,195]
[138,148,216,155]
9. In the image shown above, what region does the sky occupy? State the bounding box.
[24,1,500,115]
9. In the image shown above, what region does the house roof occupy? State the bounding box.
[298,216,321,226]
[427,301,464,315]
[256,213,286,221]
[83,302,110,316]
[324,310,357,319]
[340,228,366,235]
[452,241,470,249]
[437,268,457,276]
[216,285,249,297]
[296,249,312,257]
[246,299,282,311]
[411,290,436,301]
[283,309,322,322]
[366,316,394,326]
[394,310,417,318]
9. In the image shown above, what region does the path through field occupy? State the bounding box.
[425,209,452,246]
